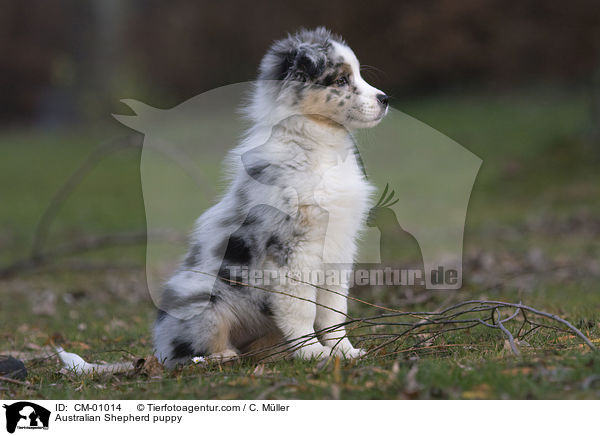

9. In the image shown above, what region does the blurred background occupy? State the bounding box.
[0,0,598,292]
[1,0,599,276]
[2,0,600,275]
[2,0,600,126]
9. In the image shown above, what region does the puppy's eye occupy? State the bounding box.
[335,76,349,87]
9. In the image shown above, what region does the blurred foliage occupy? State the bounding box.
[1,0,599,124]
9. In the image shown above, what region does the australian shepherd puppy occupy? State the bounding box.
[153,27,389,367]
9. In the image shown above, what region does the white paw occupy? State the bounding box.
[295,343,332,360]
[331,346,366,359]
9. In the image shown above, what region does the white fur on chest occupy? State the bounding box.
[234,118,374,268]
[312,147,373,264]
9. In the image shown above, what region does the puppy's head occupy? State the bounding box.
[257,27,388,128]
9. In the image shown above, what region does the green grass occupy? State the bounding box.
[1,86,599,399]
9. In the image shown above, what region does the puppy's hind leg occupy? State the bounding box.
[153,298,239,368]
[206,306,239,363]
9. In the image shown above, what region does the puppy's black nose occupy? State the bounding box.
[376,93,389,107]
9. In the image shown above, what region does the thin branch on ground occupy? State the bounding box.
[178,270,597,364]
[0,375,32,387]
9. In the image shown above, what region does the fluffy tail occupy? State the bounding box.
[56,347,134,375]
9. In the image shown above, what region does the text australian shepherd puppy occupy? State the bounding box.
[153,27,389,368]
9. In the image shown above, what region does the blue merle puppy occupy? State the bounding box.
[153,27,389,368]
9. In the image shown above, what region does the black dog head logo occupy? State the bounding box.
[3,402,50,434]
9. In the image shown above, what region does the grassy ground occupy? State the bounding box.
[1,86,599,399]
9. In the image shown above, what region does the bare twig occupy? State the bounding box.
[495,308,521,356]
[0,229,184,278]
[179,270,597,362]
[0,376,31,387]
[30,136,141,258]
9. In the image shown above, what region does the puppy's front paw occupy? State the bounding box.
[295,343,332,360]
[331,346,366,359]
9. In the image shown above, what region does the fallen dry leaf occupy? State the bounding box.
[134,355,164,378]
[402,365,420,399]
[252,364,265,377]
[31,290,57,316]
[331,384,341,400]
[501,367,533,376]
[462,383,492,400]
[66,341,91,350]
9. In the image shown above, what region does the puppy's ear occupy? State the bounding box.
[279,48,298,80]
[292,49,325,82]
[259,44,325,81]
